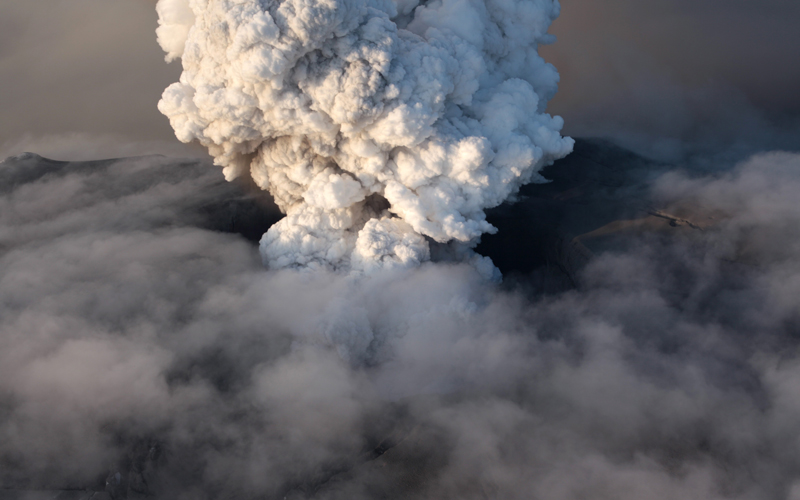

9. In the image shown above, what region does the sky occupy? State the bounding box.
[542,0,800,159]
[1,0,799,160]
[546,0,800,118]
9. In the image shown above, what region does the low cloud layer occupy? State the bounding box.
[3,148,800,498]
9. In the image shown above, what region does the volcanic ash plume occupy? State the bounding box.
[156,0,573,274]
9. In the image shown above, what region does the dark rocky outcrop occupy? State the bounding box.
[477,138,681,290]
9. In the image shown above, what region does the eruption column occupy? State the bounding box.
[156,0,573,275]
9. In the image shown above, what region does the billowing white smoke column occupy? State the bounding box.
[156,0,573,274]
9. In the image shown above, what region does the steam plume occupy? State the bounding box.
[155,0,573,274]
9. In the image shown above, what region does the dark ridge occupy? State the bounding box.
[0,153,68,194]
[0,153,283,244]
[477,137,670,288]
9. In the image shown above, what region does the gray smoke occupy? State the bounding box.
[3,147,800,498]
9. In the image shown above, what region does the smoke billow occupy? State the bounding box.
[155,0,572,275]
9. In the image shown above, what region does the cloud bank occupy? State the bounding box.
[3,148,800,498]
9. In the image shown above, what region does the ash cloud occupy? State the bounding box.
[155,0,573,275]
[3,147,800,498]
